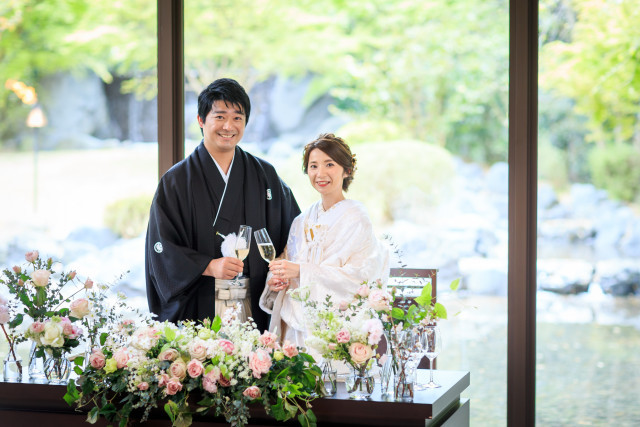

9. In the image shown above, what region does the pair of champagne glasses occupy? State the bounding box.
[232,225,276,283]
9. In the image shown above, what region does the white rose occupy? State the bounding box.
[70,298,91,318]
[41,321,65,347]
[31,269,51,287]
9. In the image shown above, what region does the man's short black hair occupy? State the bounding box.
[197,78,251,125]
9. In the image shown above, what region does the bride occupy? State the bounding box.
[259,133,389,345]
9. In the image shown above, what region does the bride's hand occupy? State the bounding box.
[268,276,288,292]
[269,259,300,281]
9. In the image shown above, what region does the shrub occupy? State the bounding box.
[538,138,569,191]
[588,142,640,202]
[104,194,153,238]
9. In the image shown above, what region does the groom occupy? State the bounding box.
[145,78,300,331]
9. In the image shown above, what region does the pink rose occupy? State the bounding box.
[31,269,51,287]
[30,321,45,334]
[336,328,351,344]
[114,348,130,369]
[356,283,370,297]
[169,359,187,380]
[259,331,278,348]
[0,296,7,306]
[70,298,90,318]
[84,278,94,289]
[249,349,272,379]
[166,377,183,395]
[12,265,21,274]
[328,343,337,351]
[187,359,204,378]
[158,348,179,362]
[202,370,218,393]
[137,382,149,391]
[0,306,10,324]
[89,350,106,369]
[188,339,209,361]
[158,373,170,387]
[338,300,350,311]
[68,325,83,340]
[217,339,235,355]
[243,386,261,399]
[17,279,24,286]
[363,318,383,345]
[61,320,74,336]
[368,289,392,311]
[348,342,373,366]
[25,251,39,262]
[282,341,299,358]
[67,271,77,280]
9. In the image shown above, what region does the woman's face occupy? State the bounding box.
[307,148,348,198]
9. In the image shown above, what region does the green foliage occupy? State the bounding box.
[280,140,456,227]
[588,142,640,202]
[540,0,640,146]
[103,194,153,238]
[538,138,570,191]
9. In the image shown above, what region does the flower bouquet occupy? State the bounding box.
[64,306,323,427]
[0,251,90,382]
[292,284,385,400]
[364,277,460,400]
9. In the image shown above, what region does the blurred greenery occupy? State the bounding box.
[588,142,640,203]
[103,194,153,239]
[278,140,456,227]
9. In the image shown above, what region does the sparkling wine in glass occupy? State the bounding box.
[234,225,252,283]
[254,228,276,263]
[421,324,442,389]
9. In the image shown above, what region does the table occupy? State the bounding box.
[0,369,469,426]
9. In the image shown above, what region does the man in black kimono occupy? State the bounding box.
[145,78,300,332]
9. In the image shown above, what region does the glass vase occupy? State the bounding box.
[320,360,337,396]
[344,365,374,400]
[381,329,417,401]
[44,352,72,385]
[3,351,23,382]
[28,341,48,383]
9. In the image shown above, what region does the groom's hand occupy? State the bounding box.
[204,257,243,280]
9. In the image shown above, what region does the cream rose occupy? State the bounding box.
[249,349,272,379]
[368,289,392,311]
[31,269,51,287]
[158,348,179,362]
[70,298,90,318]
[25,251,39,262]
[188,339,209,361]
[169,358,187,380]
[348,342,373,366]
[41,321,65,347]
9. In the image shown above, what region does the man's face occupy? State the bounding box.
[198,100,246,154]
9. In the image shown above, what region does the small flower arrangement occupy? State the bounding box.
[291,283,385,379]
[0,251,92,358]
[64,306,323,427]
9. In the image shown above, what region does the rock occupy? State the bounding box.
[537,258,594,294]
[458,257,507,296]
[595,259,640,296]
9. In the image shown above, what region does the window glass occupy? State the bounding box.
[537,0,640,423]
[185,1,509,424]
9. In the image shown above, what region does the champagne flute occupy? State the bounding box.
[234,225,252,284]
[254,228,276,263]
[421,324,442,389]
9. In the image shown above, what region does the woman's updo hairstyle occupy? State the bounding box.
[302,133,357,192]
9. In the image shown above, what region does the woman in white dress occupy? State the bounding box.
[259,133,389,345]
